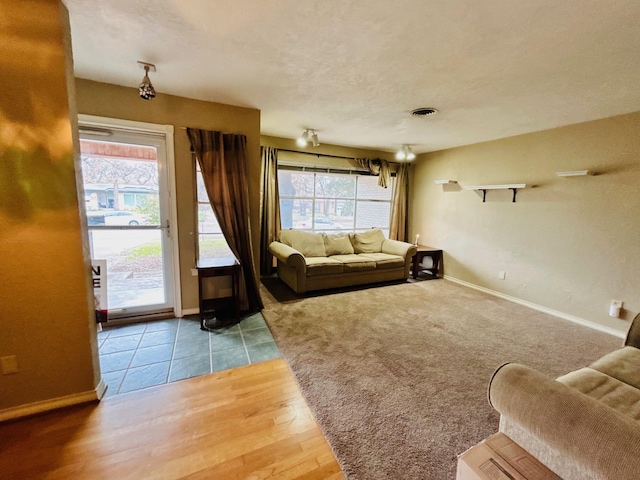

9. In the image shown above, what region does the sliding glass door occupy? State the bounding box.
[79,125,175,319]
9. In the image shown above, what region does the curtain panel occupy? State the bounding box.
[186,128,263,312]
[259,146,281,276]
[389,161,409,242]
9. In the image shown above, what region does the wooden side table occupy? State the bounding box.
[411,245,443,279]
[197,257,241,330]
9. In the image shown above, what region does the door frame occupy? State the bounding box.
[78,114,182,318]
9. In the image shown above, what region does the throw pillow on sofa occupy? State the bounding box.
[322,233,355,256]
[350,229,385,253]
[279,229,326,257]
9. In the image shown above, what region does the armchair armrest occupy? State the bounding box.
[488,363,640,479]
[625,313,640,348]
[381,239,417,259]
[268,241,306,269]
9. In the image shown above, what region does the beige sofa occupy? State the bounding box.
[268,229,417,294]
[488,314,640,480]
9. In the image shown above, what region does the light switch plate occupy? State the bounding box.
[1,355,19,375]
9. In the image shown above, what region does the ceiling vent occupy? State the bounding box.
[411,108,439,117]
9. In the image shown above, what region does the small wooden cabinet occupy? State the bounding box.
[197,257,241,330]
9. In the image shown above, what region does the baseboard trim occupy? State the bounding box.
[443,275,625,339]
[181,308,199,316]
[0,379,106,423]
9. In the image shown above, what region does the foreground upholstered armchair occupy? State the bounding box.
[488,313,640,480]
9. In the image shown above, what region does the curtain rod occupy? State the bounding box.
[277,148,355,161]
[179,130,357,161]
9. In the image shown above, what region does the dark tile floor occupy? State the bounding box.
[98,312,281,398]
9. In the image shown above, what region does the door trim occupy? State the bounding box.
[78,114,182,318]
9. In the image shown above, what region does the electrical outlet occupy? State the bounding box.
[191,269,198,276]
[498,271,506,280]
[1,355,19,375]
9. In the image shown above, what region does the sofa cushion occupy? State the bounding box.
[279,229,326,257]
[329,254,377,272]
[304,257,344,276]
[322,233,354,256]
[350,229,385,254]
[557,367,640,421]
[589,346,640,389]
[358,252,405,269]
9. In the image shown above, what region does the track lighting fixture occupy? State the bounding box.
[396,144,415,161]
[297,129,320,148]
[137,61,156,100]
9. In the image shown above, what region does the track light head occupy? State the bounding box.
[297,129,320,148]
[396,144,415,161]
[296,130,309,147]
[310,131,320,147]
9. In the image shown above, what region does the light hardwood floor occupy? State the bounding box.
[0,359,344,479]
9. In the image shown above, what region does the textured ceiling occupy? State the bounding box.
[64,0,640,153]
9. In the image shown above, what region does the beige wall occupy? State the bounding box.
[75,79,261,311]
[410,111,640,333]
[0,2,99,411]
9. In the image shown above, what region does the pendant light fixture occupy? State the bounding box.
[137,61,156,100]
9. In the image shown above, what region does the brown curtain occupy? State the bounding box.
[186,128,263,312]
[356,158,391,188]
[389,162,409,241]
[259,146,281,276]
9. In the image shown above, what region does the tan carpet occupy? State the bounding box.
[261,279,622,480]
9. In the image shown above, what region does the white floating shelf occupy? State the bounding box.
[463,184,527,203]
[434,180,457,184]
[556,170,591,177]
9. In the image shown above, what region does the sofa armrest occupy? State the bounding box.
[489,363,640,479]
[625,313,640,348]
[381,239,417,259]
[268,241,306,269]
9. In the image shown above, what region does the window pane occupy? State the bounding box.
[81,143,160,226]
[315,174,355,198]
[357,175,393,200]
[195,166,233,260]
[355,201,391,229]
[332,199,354,229]
[278,170,314,197]
[289,199,313,229]
[196,171,209,202]
[199,234,234,259]
[198,204,222,233]
[88,229,165,309]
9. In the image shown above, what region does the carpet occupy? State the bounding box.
[260,279,622,480]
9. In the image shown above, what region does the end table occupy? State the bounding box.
[196,257,241,330]
[411,245,443,279]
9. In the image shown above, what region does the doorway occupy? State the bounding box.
[79,118,178,320]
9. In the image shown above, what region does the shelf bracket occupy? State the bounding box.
[463,184,526,203]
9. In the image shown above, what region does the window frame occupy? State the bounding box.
[277,165,396,236]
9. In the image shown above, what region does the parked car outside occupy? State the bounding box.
[295,218,342,230]
[103,211,148,226]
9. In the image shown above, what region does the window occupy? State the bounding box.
[195,162,234,259]
[278,167,394,237]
